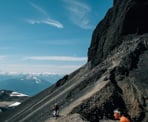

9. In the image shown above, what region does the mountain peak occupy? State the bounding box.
[88,0,148,67]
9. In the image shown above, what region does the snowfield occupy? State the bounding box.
[10,92,28,97]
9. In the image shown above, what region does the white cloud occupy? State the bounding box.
[25,18,63,28]
[63,0,93,29]
[0,55,86,74]
[25,19,40,24]
[26,2,64,29]
[0,64,83,74]
[42,19,64,28]
[24,56,87,62]
[30,2,48,16]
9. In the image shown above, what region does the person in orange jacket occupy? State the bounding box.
[113,109,131,122]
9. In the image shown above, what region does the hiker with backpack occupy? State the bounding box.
[52,103,59,119]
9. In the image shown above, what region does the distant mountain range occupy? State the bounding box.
[0,73,63,96]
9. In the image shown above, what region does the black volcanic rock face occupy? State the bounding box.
[122,1,148,35]
[88,0,148,68]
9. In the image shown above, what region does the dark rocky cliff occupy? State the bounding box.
[88,0,148,67]
[0,0,147,122]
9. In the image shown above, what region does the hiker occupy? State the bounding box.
[52,103,59,118]
[113,109,131,122]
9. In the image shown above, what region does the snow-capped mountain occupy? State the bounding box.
[0,73,63,96]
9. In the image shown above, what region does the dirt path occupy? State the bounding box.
[45,77,109,122]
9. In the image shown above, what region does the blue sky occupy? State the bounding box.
[0,0,113,74]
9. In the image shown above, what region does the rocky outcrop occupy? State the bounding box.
[0,90,29,112]
[71,35,148,122]
[88,0,148,67]
[0,0,148,122]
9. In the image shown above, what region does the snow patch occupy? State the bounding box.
[10,92,28,97]
[32,76,41,84]
[9,102,21,107]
